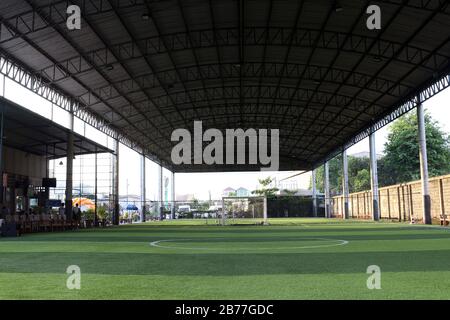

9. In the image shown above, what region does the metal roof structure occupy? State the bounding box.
[0,0,449,172]
[0,97,114,158]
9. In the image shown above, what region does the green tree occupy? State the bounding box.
[378,157,397,187]
[310,155,343,195]
[282,189,297,196]
[310,111,450,192]
[382,111,450,184]
[252,177,279,197]
[311,155,374,193]
[97,205,108,220]
[191,197,199,210]
[353,169,371,192]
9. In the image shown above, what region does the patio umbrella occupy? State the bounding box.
[126,204,139,211]
[72,198,95,211]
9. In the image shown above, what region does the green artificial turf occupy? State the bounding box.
[1,218,450,300]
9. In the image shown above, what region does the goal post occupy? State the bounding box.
[221,196,268,226]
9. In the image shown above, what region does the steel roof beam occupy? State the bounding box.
[104,0,187,129]
[297,1,449,158]
[316,69,450,170]
[141,1,201,121]
[254,0,274,124]
[281,0,374,149]
[36,27,447,82]
[208,0,230,127]
[2,0,447,45]
[270,0,306,124]
[21,0,168,159]
[78,62,413,102]
[0,9,164,162]
[130,101,367,132]
[177,0,216,125]
[120,84,377,110]
[238,0,244,124]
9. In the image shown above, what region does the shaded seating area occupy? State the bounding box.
[0,213,110,237]
[0,98,116,237]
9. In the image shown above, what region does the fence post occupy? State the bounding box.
[402,186,407,221]
[387,189,391,220]
[439,179,445,217]
[357,193,360,218]
[409,184,414,221]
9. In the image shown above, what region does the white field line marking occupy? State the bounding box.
[149,237,349,251]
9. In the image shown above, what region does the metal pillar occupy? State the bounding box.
[158,165,163,219]
[0,102,4,204]
[113,139,120,225]
[263,196,268,225]
[312,169,317,217]
[140,154,146,223]
[369,130,380,221]
[324,162,330,218]
[221,198,225,226]
[42,145,49,215]
[65,108,74,221]
[417,100,432,224]
[342,150,349,219]
[94,149,98,226]
[171,171,176,219]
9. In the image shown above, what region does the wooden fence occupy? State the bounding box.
[331,174,450,221]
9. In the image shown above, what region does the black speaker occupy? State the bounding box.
[42,178,57,188]
[1,222,18,237]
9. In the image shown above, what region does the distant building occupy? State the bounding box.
[278,188,318,196]
[222,187,236,197]
[351,151,382,160]
[236,187,250,197]
[119,195,141,203]
[176,194,195,202]
[272,177,298,193]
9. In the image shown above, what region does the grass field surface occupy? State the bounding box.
[1,218,450,300]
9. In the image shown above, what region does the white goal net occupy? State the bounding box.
[220,196,267,225]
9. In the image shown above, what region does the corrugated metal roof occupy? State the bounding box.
[0,0,449,172]
[0,97,113,158]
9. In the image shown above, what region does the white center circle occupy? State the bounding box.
[149,237,349,251]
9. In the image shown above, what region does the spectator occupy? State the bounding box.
[73,203,81,224]
[59,203,65,216]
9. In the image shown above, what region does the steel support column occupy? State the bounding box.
[171,171,175,219]
[263,196,268,225]
[324,161,331,218]
[65,108,74,221]
[342,150,349,219]
[417,100,432,224]
[312,169,317,217]
[221,198,225,226]
[369,130,380,221]
[158,165,163,219]
[113,139,120,225]
[94,149,98,226]
[140,154,146,223]
[0,102,4,204]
